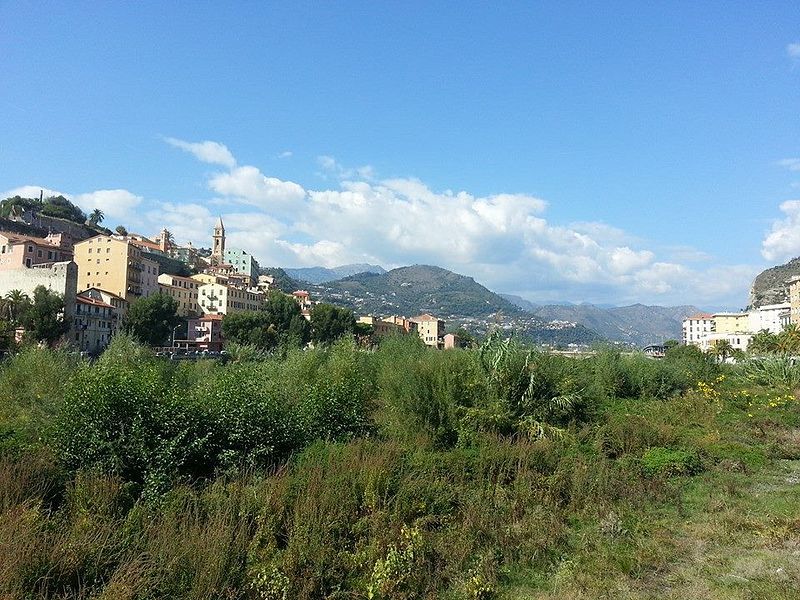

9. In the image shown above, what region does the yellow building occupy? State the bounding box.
[158,273,201,317]
[74,235,160,303]
[411,313,445,349]
[789,277,800,326]
[712,312,750,335]
[191,272,228,286]
[197,282,264,315]
[357,315,406,336]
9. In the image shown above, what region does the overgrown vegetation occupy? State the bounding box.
[0,333,798,599]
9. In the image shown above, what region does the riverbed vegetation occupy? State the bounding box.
[1,335,798,599]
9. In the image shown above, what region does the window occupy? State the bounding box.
[27,245,33,253]
[37,249,42,258]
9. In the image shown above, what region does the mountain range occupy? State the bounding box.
[283,263,386,284]
[270,262,701,346]
[522,302,699,347]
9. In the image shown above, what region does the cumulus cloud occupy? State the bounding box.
[762,199,800,261]
[209,166,306,206]
[143,138,756,306]
[75,189,143,220]
[165,137,236,168]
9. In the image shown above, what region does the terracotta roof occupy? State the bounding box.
[293,290,309,297]
[86,287,125,302]
[77,296,114,309]
[411,313,441,321]
[199,313,224,321]
[0,231,59,247]
[685,313,713,320]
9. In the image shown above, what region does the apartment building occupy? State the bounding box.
[357,315,406,336]
[197,282,264,315]
[224,247,260,285]
[748,302,791,334]
[73,293,118,353]
[158,273,201,317]
[179,313,224,352]
[0,231,73,270]
[682,313,713,346]
[712,312,750,335]
[790,277,800,326]
[411,313,445,348]
[73,235,160,303]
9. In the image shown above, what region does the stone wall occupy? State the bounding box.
[0,261,78,321]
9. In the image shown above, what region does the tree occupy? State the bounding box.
[663,339,679,349]
[19,286,69,346]
[221,311,278,349]
[777,324,800,354]
[115,225,128,236]
[711,339,734,363]
[39,195,87,224]
[310,303,355,345]
[262,290,311,348]
[88,208,105,226]
[748,329,779,355]
[4,290,31,323]
[123,293,182,346]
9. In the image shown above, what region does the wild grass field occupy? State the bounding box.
[0,335,798,599]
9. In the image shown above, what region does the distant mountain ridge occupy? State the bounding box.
[304,264,601,345]
[526,302,699,346]
[284,263,386,284]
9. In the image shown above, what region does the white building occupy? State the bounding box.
[682,313,713,346]
[748,302,790,334]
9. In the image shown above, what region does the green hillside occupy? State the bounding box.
[317,264,524,318]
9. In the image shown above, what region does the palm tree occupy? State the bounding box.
[748,329,779,355]
[712,339,734,363]
[88,208,105,226]
[777,324,800,354]
[4,290,30,323]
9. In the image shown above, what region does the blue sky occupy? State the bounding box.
[2,1,799,308]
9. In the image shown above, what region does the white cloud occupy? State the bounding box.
[778,158,800,172]
[762,199,800,261]
[136,139,758,306]
[278,151,293,159]
[316,155,375,180]
[209,166,306,206]
[788,42,800,59]
[75,189,143,221]
[3,185,68,200]
[165,137,236,168]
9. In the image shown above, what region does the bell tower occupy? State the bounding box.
[211,216,225,266]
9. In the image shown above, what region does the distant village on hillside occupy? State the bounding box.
[0,194,465,354]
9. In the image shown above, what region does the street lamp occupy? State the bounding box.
[171,323,182,349]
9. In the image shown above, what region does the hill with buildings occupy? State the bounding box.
[748,256,800,308]
[283,263,386,284]
[306,265,602,346]
[312,264,523,318]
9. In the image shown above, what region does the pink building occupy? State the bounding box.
[0,231,73,270]
[179,313,224,352]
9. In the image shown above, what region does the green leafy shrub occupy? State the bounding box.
[640,447,702,477]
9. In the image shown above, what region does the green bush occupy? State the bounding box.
[640,446,702,477]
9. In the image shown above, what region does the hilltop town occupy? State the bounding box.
[0,194,485,353]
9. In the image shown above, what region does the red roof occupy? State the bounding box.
[685,313,713,320]
[293,290,309,297]
[77,296,114,309]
